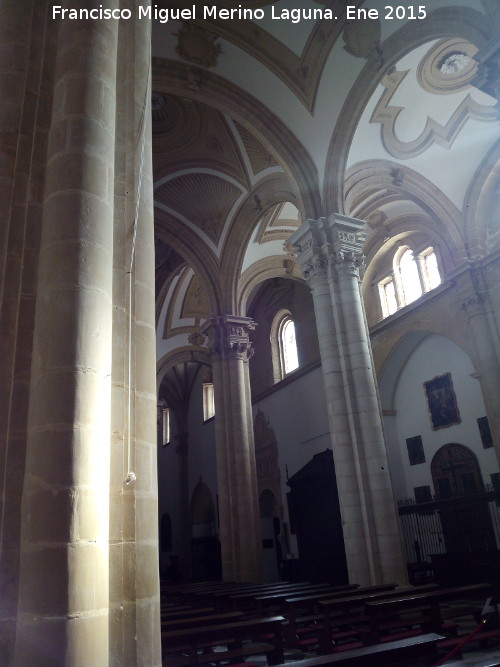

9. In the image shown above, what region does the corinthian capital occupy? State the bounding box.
[303,254,328,288]
[203,315,256,361]
[329,215,368,279]
[330,247,366,278]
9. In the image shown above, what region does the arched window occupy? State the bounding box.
[157,400,170,447]
[280,317,299,375]
[397,247,422,305]
[378,245,441,319]
[271,310,299,381]
[202,367,215,421]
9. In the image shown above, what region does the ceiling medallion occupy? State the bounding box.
[418,38,478,94]
[439,52,472,76]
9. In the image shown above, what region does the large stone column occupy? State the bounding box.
[109,4,161,665]
[290,215,406,586]
[14,8,119,666]
[204,316,262,582]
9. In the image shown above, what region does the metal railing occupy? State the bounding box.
[397,486,500,583]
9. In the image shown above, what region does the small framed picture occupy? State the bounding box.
[406,435,425,465]
[424,372,461,430]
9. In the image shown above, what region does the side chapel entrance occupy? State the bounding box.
[431,443,496,554]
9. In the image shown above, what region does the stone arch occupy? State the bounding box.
[378,330,430,412]
[431,443,484,497]
[463,138,500,258]
[156,347,212,393]
[238,257,304,316]
[346,160,464,267]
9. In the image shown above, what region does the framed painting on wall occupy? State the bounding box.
[424,372,461,430]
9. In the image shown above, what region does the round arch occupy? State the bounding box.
[463,138,500,258]
[324,6,493,213]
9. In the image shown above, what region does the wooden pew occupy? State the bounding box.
[284,583,402,648]
[194,581,311,608]
[270,632,444,666]
[361,583,494,646]
[253,584,356,616]
[228,582,333,611]
[161,606,215,621]
[161,610,243,631]
[162,615,285,666]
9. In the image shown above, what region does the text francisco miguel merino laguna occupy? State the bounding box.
[51,4,385,23]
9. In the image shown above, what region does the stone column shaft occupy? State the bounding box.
[108,4,161,665]
[290,215,406,586]
[15,9,119,666]
[334,240,405,583]
[304,259,374,583]
[205,316,262,582]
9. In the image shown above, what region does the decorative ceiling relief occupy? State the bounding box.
[163,267,208,339]
[255,202,301,244]
[155,173,244,244]
[371,68,498,160]
[175,22,222,68]
[417,38,479,95]
[182,274,209,319]
[343,15,382,67]
[233,121,279,175]
[176,0,361,111]
[152,94,201,152]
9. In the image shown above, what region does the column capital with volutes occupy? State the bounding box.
[289,214,369,283]
[202,315,256,360]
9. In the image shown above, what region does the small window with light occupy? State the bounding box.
[202,367,215,421]
[157,401,170,447]
[271,309,299,381]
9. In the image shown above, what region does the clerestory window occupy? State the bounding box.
[378,246,441,319]
[271,309,299,382]
[202,368,215,421]
[280,317,299,375]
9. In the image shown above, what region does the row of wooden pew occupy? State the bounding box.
[160,578,500,666]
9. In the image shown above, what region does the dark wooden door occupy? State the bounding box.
[431,443,496,553]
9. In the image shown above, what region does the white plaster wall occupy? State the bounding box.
[252,365,331,554]
[390,333,499,499]
[187,374,218,522]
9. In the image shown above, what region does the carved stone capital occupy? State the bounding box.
[303,254,328,288]
[329,218,368,279]
[188,332,206,347]
[203,315,256,361]
[330,248,366,279]
[461,291,486,321]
